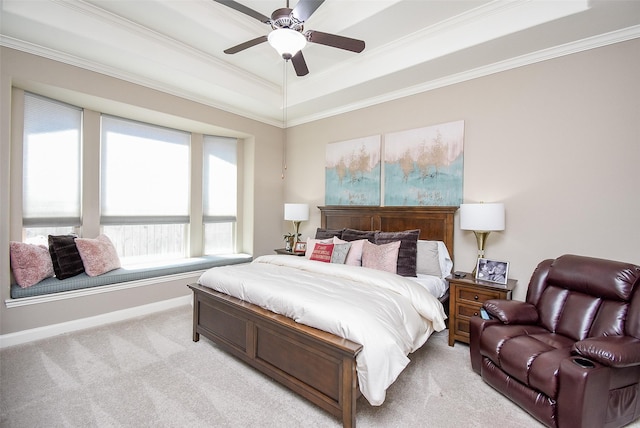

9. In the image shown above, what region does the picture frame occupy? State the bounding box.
[293,241,307,254]
[475,258,509,285]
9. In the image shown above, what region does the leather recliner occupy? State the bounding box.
[469,254,640,428]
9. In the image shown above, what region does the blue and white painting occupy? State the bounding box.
[384,120,464,206]
[325,135,381,206]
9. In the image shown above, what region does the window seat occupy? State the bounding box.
[10,254,252,299]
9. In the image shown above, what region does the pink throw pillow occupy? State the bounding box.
[75,234,121,277]
[309,243,334,263]
[335,237,366,266]
[10,241,55,288]
[362,240,401,274]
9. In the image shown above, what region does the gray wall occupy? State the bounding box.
[284,39,640,301]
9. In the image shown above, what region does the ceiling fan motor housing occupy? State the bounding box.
[270,8,304,32]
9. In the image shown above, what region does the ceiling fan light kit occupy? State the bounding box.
[215,0,365,76]
[268,29,307,60]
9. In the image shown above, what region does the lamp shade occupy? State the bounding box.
[268,29,307,59]
[460,203,505,231]
[284,203,309,221]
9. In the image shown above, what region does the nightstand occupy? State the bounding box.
[274,248,305,256]
[448,272,517,346]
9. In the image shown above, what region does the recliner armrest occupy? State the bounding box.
[483,299,539,324]
[574,336,640,368]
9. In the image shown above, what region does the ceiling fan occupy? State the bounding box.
[213,0,365,76]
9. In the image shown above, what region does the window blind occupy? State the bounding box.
[100,115,190,225]
[203,135,237,223]
[23,93,82,227]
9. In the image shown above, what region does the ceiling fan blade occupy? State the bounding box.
[212,0,270,23]
[224,35,268,54]
[291,51,309,76]
[291,0,325,22]
[306,30,365,53]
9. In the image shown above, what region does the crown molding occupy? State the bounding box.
[288,25,640,127]
[0,36,283,128]
[3,23,639,129]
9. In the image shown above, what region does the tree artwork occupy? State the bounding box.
[325,135,381,206]
[384,121,464,206]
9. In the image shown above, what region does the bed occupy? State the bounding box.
[188,206,457,427]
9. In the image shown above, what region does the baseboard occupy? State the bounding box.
[0,295,192,349]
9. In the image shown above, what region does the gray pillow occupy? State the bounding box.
[330,242,352,264]
[416,240,442,277]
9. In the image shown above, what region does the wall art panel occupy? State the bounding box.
[384,120,464,206]
[325,135,381,206]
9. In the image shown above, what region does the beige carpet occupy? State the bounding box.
[0,305,634,427]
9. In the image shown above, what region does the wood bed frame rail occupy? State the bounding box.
[189,283,363,427]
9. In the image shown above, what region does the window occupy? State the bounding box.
[101,115,190,264]
[203,135,237,254]
[18,91,241,264]
[22,93,81,245]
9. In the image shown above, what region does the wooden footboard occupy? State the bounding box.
[188,283,363,428]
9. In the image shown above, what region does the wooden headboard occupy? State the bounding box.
[319,205,458,261]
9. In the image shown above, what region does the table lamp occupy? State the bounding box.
[460,203,505,275]
[284,203,309,245]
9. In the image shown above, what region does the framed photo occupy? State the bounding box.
[293,241,307,254]
[475,258,509,285]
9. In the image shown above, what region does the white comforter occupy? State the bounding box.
[197,255,447,405]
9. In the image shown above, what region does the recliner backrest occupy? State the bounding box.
[525,254,640,341]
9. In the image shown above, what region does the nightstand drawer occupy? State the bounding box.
[455,318,471,337]
[457,287,501,304]
[458,304,483,318]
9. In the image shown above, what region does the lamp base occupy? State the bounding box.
[292,221,301,245]
[471,231,491,276]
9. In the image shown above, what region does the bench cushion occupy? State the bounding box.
[10,255,251,299]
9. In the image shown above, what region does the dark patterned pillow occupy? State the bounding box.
[48,235,85,279]
[341,228,377,243]
[315,228,344,240]
[375,229,420,277]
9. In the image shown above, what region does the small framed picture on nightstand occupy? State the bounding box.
[294,241,307,254]
[476,258,509,285]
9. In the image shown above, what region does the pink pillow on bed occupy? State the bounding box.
[310,243,334,263]
[305,237,332,258]
[361,240,400,273]
[10,241,55,288]
[75,234,121,277]
[335,237,366,266]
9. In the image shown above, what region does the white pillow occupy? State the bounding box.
[437,241,454,278]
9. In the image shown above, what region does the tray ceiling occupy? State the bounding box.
[2,0,639,127]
